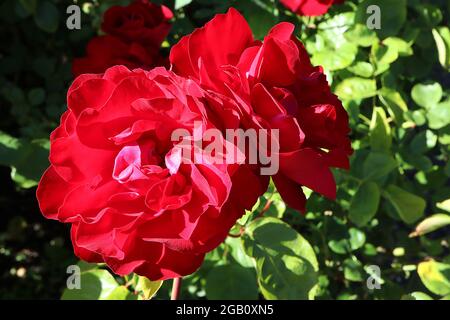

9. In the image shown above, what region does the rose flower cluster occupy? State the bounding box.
[72,0,173,76]
[37,4,351,281]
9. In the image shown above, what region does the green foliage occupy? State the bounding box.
[61,269,122,300]
[135,276,163,300]
[61,263,161,300]
[349,181,380,227]
[410,213,450,237]
[383,185,426,224]
[432,27,450,70]
[355,0,407,39]
[335,77,377,100]
[0,131,49,188]
[241,217,319,299]
[411,82,443,109]
[205,264,258,300]
[175,0,193,10]
[417,260,450,296]
[34,1,60,33]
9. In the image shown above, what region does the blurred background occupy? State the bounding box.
[0,0,449,300]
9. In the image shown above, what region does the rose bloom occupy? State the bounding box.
[72,1,173,77]
[72,36,164,77]
[37,66,264,280]
[280,0,345,16]
[170,8,352,212]
[102,0,173,47]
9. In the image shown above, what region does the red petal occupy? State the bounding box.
[36,166,75,220]
[273,173,306,212]
[279,148,336,199]
[170,8,253,87]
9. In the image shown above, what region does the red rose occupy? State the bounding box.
[102,0,173,47]
[37,65,264,280]
[72,1,173,77]
[72,35,163,77]
[170,9,352,212]
[280,0,345,17]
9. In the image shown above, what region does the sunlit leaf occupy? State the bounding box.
[383,185,426,224]
[410,214,450,237]
[242,217,318,300]
[349,181,380,227]
[418,260,450,296]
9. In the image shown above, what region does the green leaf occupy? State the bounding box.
[61,269,119,300]
[0,132,49,188]
[105,286,134,300]
[379,88,408,123]
[348,61,374,78]
[77,261,98,272]
[335,78,377,100]
[416,4,443,27]
[19,0,37,14]
[427,99,450,130]
[343,258,364,282]
[225,236,254,268]
[328,227,366,255]
[402,292,433,300]
[241,217,318,300]
[34,1,59,33]
[318,12,355,48]
[0,131,20,163]
[383,37,413,56]
[355,0,406,39]
[411,82,443,109]
[369,107,392,152]
[380,95,406,122]
[383,185,426,224]
[410,214,450,237]
[312,43,357,71]
[371,42,399,66]
[27,88,45,106]
[205,264,258,300]
[174,0,192,10]
[337,292,358,300]
[401,152,433,172]
[345,24,378,47]
[432,27,450,70]
[437,199,450,212]
[349,181,380,227]
[408,110,427,126]
[418,260,450,296]
[363,152,397,180]
[135,277,163,300]
[265,193,286,219]
[410,130,437,154]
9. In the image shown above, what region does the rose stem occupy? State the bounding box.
[170,277,182,300]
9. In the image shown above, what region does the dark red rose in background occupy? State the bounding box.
[280,0,345,16]
[72,36,163,77]
[102,0,173,47]
[72,1,173,77]
[37,65,264,280]
[170,8,352,212]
